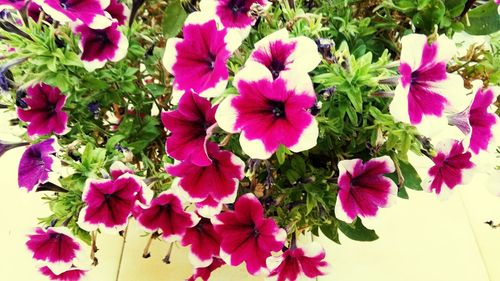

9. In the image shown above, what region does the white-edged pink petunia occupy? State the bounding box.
[0,0,25,9]
[181,217,221,268]
[390,34,468,135]
[167,142,245,217]
[335,156,397,223]
[266,242,330,281]
[33,0,112,29]
[423,139,475,198]
[77,163,148,233]
[448,86,499,154]
[16,83,69,137]
[75,21,129,72]
[212,193,287,275]
[186,257,225,281]
[162,12,240,103]
[105,0,129,26]
[18,138,57,192]
[26,227,84,275]
[216,63,318,159]
[161,91,218,167]
[247,29,321,79]
[133,191,199,241]
[200,0,270,37]
[39,266,87,281]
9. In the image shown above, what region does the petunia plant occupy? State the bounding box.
[0,0,499,280]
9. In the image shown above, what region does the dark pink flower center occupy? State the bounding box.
[269,100,286,118]
[269,59,286,79]
[228,0,247,14]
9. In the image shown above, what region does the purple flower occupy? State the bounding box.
[335,156,397,222]
[18,138,57,192]
[448,86,499,154]
[33,0,112,29]
[181,217,221,267]
[167,142,245,217]
[390,34,467,134]
[161,91,218,167]
[216,63,318,159]
[105,0,129,25]
[212,193,287,275]
[162,12,240,103]
[247,29,321,79]
[266,242,330,281]
[0,0,25,10]
[16,83,69,137]
[134,192,198,241]
[423,140,474,197]
[39,266,87,281]
[200,0,269,36]
[26,227,84,274]
[75,21,129,71]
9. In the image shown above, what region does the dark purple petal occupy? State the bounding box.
[105,0,128,25]
[468,87,498,154]
[18,138,56,191]
[214,0,267,29]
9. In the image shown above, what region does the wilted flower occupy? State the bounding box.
[212,193,287,275]
[33,0,112,29]
[246,29,321,79]
[216,63,318,159]
[75,21,129,71]
[18,138,57,192]
[335,156,397,222]
[16,83,69,137]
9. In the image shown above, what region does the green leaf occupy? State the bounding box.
[291,156,306,174]
[276,144,288,165]
[346,89,363,112]
[321,223,340,244]
[338,218,379,241]
[306,193,315,214]
[162,1,188,39]
[445,0,467,17]
[412,0,445,33]
[399,160,423,190]
[464,2,500,35]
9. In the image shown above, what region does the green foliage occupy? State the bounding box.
[162,0,187,38]
[465,2,500,35]
[339,218,379,241]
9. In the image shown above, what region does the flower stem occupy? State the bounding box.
[142,231,160,258]
[90,231,99,266]
[162,243,174,264]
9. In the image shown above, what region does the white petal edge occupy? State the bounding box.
[279,70,315,97]
[239,132,273,160]
[288,118,318,153]
[389,83,411,124]
[234,62,273,87]
[400,33,427,70]
[215,95,239,133]
[289,36,322,73]
[162,38,182,74]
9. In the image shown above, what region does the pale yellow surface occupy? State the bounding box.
[1,147,499,281]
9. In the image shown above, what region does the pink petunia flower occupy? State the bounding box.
[33,0,112,29]
[167,142,245,217]
[18,138,57,192]
[17,83,69,137]
[200,0,270,37]
[0,0,25,10]
[390,34,467,135]
[162,12,240,103]
[26,227,84,274]
[247,29,321,79]
[335,156,397,223]
[181,217,221,267]
[212,193,287,275]
[423,139,475,198]
[134,192,198,241]
[186,257,225,281]
[78,162,149,232]
[266,242,330,281]
[161,91,218,167]
[39,266,87,281]
[75,21,129,72]
[216,63,318,159]
[448,86,499,154]
[105,0,129,25]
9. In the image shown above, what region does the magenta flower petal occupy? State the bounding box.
[75,21,129,71]
[200,0,269,32]
[468,87,499,154]
[335,156,397,222]
[26,227,82,274]
[39,266,87,281]
[390,34,467,133]
[267,242,330,281]
[78,173,142,232]
[167,142,244,208]
[109,161,153,205]
[212,193,287,275]
[0,0,25,10]
[181,217,221,267]
[423,140,474,197]
[247,29,321,79]
[105,0,129,25]
[216,64,318,159]
[161,91,218,167]
[162,12,236,100]
[134,192,198,241]
[17,83,68,137]
[33,0,111,29]
[194,196,224,218]
[18,138,56,192]
[186,258,225,281]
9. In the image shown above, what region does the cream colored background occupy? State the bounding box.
[1,146,500,281]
